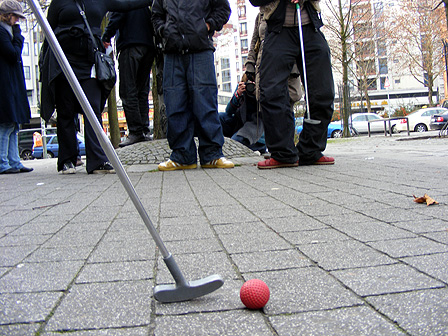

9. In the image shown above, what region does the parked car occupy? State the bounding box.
[32,134,86,159]
[18,128,57,160]
[429,110,448,130]
[395,107,448,133]
[350,113,397,134]
[296,118,348,138]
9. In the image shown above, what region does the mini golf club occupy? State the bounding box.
[27,0,224,303]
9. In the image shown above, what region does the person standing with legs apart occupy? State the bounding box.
[249,0,335,169]
[152,0,234,171]
[102,7,156,147]
[0,0,33,174]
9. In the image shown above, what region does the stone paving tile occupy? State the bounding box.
[327,221,416,242]
[269,306,406,336]
[156,251,236,283]
[246,268,363,315]
[44,281,152,332]
[87,240,156,263]
[281,228,351,245]
[164,237,223,255]
[77,260,155,284]
[423,230,448,244]
[401,253,448,283]
[0,291,62,324]
[331,263,445,296]
[262,215,327,233]
[0,245,38,267]
[298,240,396,271]
[367,237,448,258]
[0,261,84,293]
[155,310,273,336]
[230,249,312,273]
[392,218,448,234]
[24,246,94,263]
[0,323,41,335]
[43,327,150,335]
[219,231,292,254]
[367,288,448,336]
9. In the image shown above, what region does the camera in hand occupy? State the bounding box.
[245,81,255,94]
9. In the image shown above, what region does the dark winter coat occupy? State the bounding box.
[225,89,264,145]
[0,23,31,124]
[248,0,323,33]
[39,0,152,122]
[102,7,155,53]
[152,0,231,54]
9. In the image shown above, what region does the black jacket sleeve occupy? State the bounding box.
[206,0,231,33]
[102,12,125,43]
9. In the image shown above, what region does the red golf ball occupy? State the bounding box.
[240,279,270,309]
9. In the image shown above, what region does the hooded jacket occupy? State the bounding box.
[152,0,231,54]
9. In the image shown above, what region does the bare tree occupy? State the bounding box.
[389,0,446,106]
[324,0,379,136]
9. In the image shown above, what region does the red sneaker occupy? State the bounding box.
[313,156,335,165]
[257,158,299,169]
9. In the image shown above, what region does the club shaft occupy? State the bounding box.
[296,4,311,121]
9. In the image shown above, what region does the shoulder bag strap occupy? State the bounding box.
[74,0,99,51]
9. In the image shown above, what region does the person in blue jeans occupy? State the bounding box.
[152,0,234,171]
[0,0,33,174]
[219,80,266,153]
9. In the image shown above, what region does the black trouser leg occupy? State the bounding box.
[118,45,155,136]
[259,26,334,164]
[296,25,335,164]
[55,76,108,173]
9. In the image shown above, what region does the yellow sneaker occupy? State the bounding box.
[158,159,197,171]
[201,157,234,169]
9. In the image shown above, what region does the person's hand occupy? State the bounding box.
[12,23,21,36]
[103,41,111,49]
[237,81,246,96]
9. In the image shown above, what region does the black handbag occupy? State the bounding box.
[75,1,116,91]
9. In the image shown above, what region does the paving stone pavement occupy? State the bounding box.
[0,133,447,335]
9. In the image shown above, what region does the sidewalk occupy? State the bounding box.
[1,133,447,335]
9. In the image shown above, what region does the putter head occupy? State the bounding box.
[304,119,321,125]
[153,274,224,303]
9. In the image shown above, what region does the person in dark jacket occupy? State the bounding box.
[0,0,33,174]
[249,0,335,169]
[152,0,234,171]
[102,7,156,147]
[219,79,266,153]
[40,0,151,174]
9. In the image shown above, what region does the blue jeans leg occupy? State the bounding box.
[0,122,23,172]
[187,51,224,164]
[163,54,197,165]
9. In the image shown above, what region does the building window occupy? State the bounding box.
[23,66,31,80]
[23,42,29,56]
[239,22,247,36]
[378,58,388,74]
[221,58,230,69]
[241,39,248,49]
[222,83,232,92]
[238,5,246,19]
[222,70,231,83]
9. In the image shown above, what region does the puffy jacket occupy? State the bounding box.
[152,0,231,54]
[249,0,323,33]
